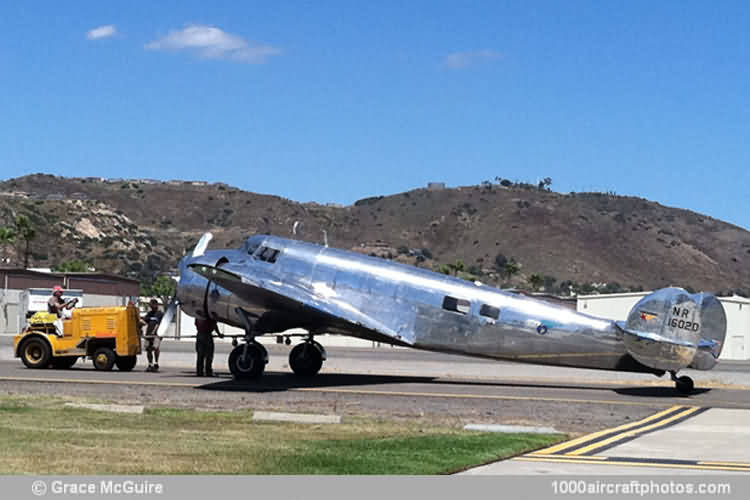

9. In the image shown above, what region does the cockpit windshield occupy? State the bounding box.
[243,235,265,256]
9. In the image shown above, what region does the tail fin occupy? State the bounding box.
[618,288,726,372]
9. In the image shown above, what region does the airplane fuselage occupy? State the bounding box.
[178,235,661,374]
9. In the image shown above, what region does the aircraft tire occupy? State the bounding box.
[675,375,694,394]
[229,343,266,379]
[289,342,323,377]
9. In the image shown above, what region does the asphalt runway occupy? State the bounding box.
[3,336,750,434]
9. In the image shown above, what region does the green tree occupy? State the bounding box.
[0,227,16,264]
[503,258,520,280]
[143,275,177,307]
[447,259,465,276]
[52,260,92,272]
[14,215,37,269]
[528,273,543,291]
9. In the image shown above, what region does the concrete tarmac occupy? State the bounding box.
[463,407,750,475]
[4,335,750,474]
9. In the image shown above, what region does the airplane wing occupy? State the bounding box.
[188,263,405,343]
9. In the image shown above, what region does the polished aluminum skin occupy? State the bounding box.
[176,233,726,376]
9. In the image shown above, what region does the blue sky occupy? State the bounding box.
[2,1,749,229]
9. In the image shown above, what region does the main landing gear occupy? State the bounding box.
[228,308,268,380]
[227,308,327,380]
[288,339,326,377]
[670,371,695,394]
[228,341,268,380]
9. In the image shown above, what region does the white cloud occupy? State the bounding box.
[443,49,502,69]
[86,25,117,40]
[145,25,281,64]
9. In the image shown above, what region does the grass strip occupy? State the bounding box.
[0,395,564,474]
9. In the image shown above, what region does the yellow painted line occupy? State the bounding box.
[534,405,686,455]
[1,375,746,412]
[514,457,750,472]
[699,460,750,467]
[0,375,672,406]
[527,454,607,461]
[0,376,198,388]
[566,406,701,456]
[292,386,672,407]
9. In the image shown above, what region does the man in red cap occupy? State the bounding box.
[48,286,78,318]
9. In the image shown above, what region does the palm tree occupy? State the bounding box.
[528,273,544,291]
[14,215,37,268]
[503,258,520,280]
[0,227,16,264]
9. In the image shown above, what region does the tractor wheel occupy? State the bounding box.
[115,355,137,372]
[92,347,116,371]
[20,337,52,369]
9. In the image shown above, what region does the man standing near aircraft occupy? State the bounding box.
[195,316,223,376]
[141,299,163,372]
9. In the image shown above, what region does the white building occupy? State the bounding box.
[577,292,750,360]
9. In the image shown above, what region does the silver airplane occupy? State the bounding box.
[162,233,727,394]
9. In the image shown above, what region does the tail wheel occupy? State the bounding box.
[92,347,116,371]
[114,355,137,372]
[51,357,78,369]
[20,337,52,369]
[228,343,267,380]
[289,342,324,377]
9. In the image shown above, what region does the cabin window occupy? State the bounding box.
[256,246,280,263]
[443,296,470,315]
[479,304,500,320]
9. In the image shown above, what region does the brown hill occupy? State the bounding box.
[1,174,748,295]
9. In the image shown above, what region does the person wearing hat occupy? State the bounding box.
[47,286,78,337]
[47,286,78,318]
[141,299,164,372]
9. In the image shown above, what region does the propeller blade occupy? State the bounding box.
[157,299,179,338]
[192,232,213,258]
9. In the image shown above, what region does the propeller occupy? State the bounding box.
[157,232,213,337]
[192,232,213,258]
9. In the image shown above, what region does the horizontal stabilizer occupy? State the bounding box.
[615,322,697,349]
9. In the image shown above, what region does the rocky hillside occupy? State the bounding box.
[1,174,749,295]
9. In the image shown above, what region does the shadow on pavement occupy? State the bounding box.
[614,386,712,398]
[194,371,436,393]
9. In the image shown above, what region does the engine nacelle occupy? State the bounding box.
[619,288,726,372]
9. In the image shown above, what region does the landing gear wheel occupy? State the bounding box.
[20,337,51,369]
[51,356,78,369]
[289,342,324,377]
[228,343,267,380]
[115,355,137,372]
[92,347,116,371]
[675,376,694,394]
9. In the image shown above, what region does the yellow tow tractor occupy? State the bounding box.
[14,305,142,371]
